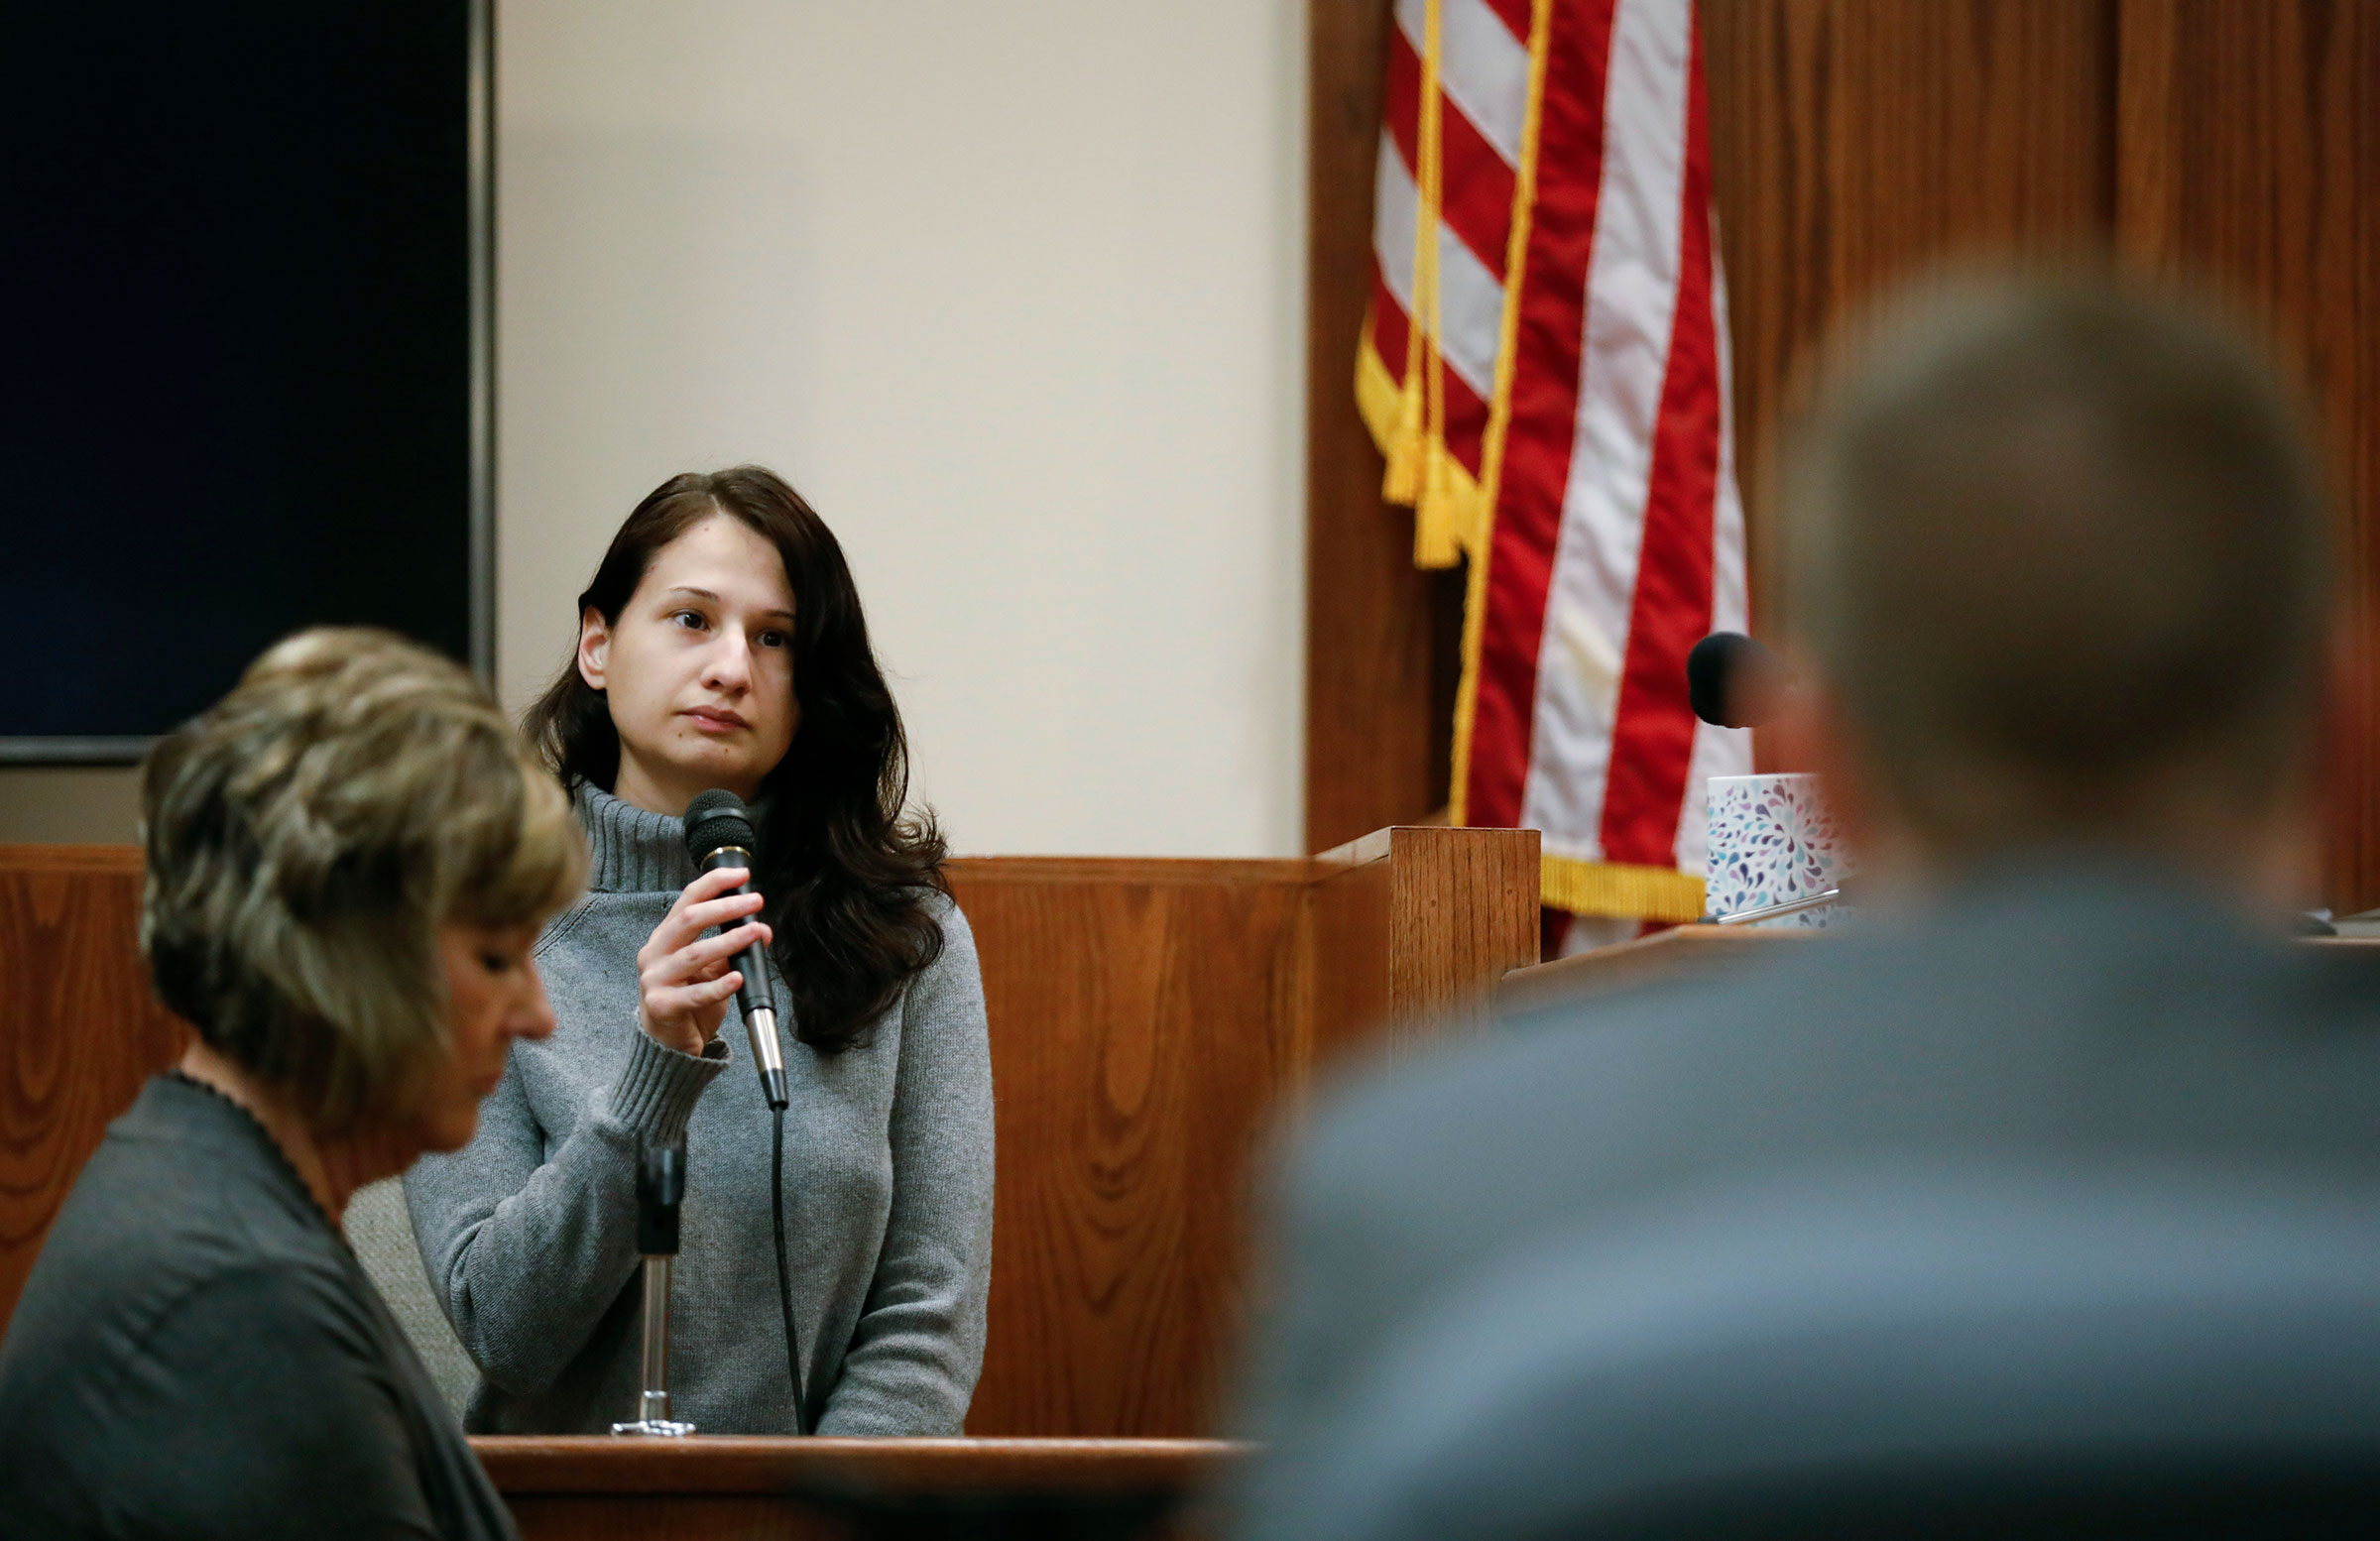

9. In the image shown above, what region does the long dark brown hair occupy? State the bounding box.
[523,466,948,1053]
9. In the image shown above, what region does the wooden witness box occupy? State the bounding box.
[474,1436,1242,1540]
[0,828,1537,1535]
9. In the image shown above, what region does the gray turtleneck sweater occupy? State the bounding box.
[404,785,994,1435]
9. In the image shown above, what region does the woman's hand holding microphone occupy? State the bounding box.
[636,866,773,1057]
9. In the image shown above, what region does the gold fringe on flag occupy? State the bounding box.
[1380,0,1442,515]
[1364,0,1495,573]
[1540,853,1709,923]
[1365,0,1715,927]
[1360,339,1493,563]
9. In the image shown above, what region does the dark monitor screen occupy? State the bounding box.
[2,2,488,760]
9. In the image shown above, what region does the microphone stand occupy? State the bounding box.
[612,1140,695,1437]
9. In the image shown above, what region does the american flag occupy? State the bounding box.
[1358,0,1749,925]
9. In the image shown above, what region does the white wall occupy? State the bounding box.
[498,0,1307,857]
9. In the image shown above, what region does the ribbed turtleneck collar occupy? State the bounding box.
[574,782,700,894]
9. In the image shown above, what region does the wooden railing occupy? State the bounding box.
[474,1436,1244,1541]
[0,828,1538,1440]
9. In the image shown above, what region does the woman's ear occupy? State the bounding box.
[576,608,612,692]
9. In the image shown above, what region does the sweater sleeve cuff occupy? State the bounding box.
[604,1029,727,1144]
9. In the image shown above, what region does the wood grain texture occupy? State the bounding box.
[497,1495,1194,1541]
[1303,858,1392,1068]
[480,1438,1240,1541]
[1,836,1541,1439]
[948,830,1538,1435]
[1382,826,1542,1044]
[1704,0,2119,637]
[1306,0,1460,853]
[0,846,186,1329]
[2114,0,2380,912]
[950,864,1311,1438]
[1304,826,1540,1062]
[474,1436,1244,1493]
[499,1495,846,1541]
[947,858,1312,889]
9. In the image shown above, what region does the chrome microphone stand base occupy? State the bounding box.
[612,1385,696,1437]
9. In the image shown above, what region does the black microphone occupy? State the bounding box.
[1685,632,1792,729]
[681,789,787,1110]
[635,1140,686,1255]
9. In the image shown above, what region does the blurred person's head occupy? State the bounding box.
[142,628,585,1155]
[1783,274,2333,896]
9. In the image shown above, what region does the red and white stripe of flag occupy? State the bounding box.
[1357,0,1537,564]
[1362,0,1748,922]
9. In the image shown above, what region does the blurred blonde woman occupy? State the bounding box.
[0,630,584,1541]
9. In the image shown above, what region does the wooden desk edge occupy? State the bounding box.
[1499,925,2380,1012]
[18,839,1500,889]
[1497,925,1812,1008]
[471,1436,1253,1494]
[0,844,145,874]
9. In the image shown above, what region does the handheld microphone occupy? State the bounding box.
[1685,632,1794,729]
[681,790,788,1110]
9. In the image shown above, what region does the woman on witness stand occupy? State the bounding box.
[0,629,584,1540]
[406,466,993,1436]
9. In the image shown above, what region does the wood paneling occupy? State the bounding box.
[477,1437,1241,1541]
[493,1494,845,1541]
[949,859,1311,1439]
[1306,1,2119,827]
[1306,0,1459,853]
[476,1435,1241,1491]
[1705,0,2119,635]
[1382,825,1541,1027]
[951,833,1535,1437]
[0,846,186,1330]
[1310,826,1542,1057]
[1310,0,2380,906]
[1,835,1537,1439]
[2114,0,2380,912]
[1304,856,1391,1066]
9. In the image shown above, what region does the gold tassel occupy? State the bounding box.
[1412,444,1462,568]
[1539,854,1709,922]
[1381,381,1425,507]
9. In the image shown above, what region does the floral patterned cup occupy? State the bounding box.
[1704,773,1852,928]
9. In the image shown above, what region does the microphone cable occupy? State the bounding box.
[772,1105,808,1435]
[680,791,807,1431]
